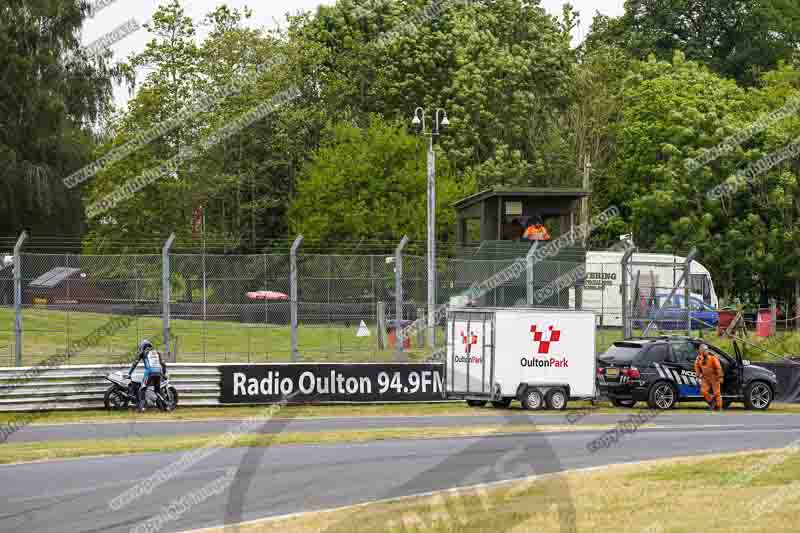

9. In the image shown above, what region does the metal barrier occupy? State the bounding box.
[2,359,797,411]
[0,363,221,411]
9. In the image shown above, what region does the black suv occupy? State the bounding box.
[597,336,778,410]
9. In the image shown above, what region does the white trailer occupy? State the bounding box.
[570,251,719,327]
[445,307,596,410]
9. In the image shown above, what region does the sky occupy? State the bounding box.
[80,0,626,108]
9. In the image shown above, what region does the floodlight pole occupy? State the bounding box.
[412,106,449,348]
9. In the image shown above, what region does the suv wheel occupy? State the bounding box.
[611,398,637,408]
[648,381,678,410]
[744,382,773,410]
[521,388,544,410]
[545,388,568,410]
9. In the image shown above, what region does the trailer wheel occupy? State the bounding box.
[521,388,544,410]
[491,398,512,408]
[466,399,487,407]
[545,388,568,411]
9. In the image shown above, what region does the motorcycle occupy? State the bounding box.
[104,370,178,411]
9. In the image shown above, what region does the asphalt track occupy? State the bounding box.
[6,411,800,442]
[0,414,798,533]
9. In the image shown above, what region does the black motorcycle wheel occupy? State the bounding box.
[104,387,129,410]
[159,386,179,412]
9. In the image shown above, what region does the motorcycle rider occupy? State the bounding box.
[127,339,167,412]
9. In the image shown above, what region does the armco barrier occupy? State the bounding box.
[0,364,222,411]
[3,361,796,412]
[754,361,800,403]
[0,363,447,411]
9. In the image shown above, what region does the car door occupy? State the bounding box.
[660,296,683,330]
[668,341,702,398]
[718,344,742,397]
[689,297,717,329]
[645,342,683,388]
[687,342,738,397]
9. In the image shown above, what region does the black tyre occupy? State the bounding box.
[647,381,678,410]
[491,398,512,408]
[104,387,129,410]
[611,398,637,408]
[545,388,568,410]
[159,386,178,412]
[521,388,544,410]
[743,381,773,410]
[466,399,487,407]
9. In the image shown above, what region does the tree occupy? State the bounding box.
[586,0,800,86]
[291,0,581,187]
[599,51,800,302]
[0,0,116,240]
[81,1,292,252]
[288,117,474,247]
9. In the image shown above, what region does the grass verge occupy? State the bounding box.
[1,400,799,427]
[194,449,800,533]
[0,307,437,364]
[0,423,625,465]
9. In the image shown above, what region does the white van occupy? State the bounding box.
[571,251,718,327]
[445,307,596,410]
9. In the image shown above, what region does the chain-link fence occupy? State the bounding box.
[4,233,716,365]
[0,249,13,363]
[12,253,162,366]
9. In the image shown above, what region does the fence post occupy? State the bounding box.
[526,242,539,305]
[395,236,409,359]
[644,248,698,337]
[290,235,303,362]
[162,233,176,362]
[574,278,583,310]
[771,300,777,336]
[795,279,799,332]
[376,301,386,350]
[417,307,426,346]
[621,246,635,338]
[13,231,28,367]
[684,255,692,336]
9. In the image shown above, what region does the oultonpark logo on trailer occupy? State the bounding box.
[522,324,568,368]
[460,330,478,353]
[455,330,481,363]
[530,324,561,354]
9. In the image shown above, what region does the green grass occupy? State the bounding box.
[206,449,800,533]
[2,401,800,427]
[0,423,626,465]
[0,307,438,365]
[629,447,800,487]
[598,326,800,362]
[0,402,478,425]
[2,306,799,366]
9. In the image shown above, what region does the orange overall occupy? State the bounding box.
[694,351,723,410]
[523,224,551,241]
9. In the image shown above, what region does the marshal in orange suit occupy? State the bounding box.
[694,344,723,411]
